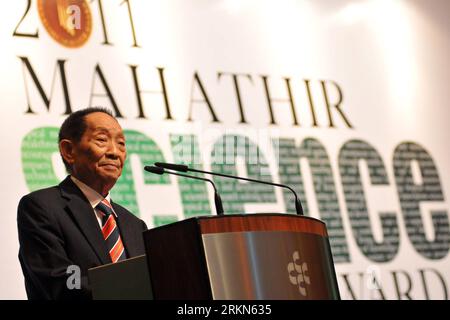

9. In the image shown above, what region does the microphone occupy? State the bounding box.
[144,165,224,216]
[154,162,304,215]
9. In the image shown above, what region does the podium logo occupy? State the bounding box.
[37,0,92,48]
[287,251,310,296]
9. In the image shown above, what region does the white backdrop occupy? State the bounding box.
[0,0,449,299]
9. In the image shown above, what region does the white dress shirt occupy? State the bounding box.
[70,175,118,228]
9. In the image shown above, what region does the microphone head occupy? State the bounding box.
[144,165,165,175]
[154,162,188,172]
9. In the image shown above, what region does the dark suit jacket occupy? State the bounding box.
[17,176,148,300]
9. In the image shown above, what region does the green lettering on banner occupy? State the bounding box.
[170,134,212,218]
[393,142,450,259]
[211,135,276,214]
[21,127,60,191]
[153,215,178,227]
[339,140,399,262]
[275,137,350,263]
[111,130,170,217]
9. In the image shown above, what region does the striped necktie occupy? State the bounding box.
[96,199,127,263]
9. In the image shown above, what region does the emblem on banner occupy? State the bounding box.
[37,0,92,48]
[287,250,311,296]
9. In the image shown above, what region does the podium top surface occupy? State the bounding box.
[151,213,328,237]
[198,213,327,236]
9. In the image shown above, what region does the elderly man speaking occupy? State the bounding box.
[17,107,148,300]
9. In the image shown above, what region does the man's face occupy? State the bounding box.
[69,112,126,192]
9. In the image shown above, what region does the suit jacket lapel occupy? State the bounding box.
[59,176,112,265]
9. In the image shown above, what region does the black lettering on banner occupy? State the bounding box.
[129,65,172,120]
[339,273,358,300]
[261,75,299,126]
[13,0,39,38]
[217,72,253,124]
[188,72,220,123]
[120,0,140,47]
[95,0,113,45]
[339,140,399,262]
[303,79,318,127]
[419,268,448,299]
[320,80,353,128]
[391,270,413,300]
[19,56,72,115]
[89,64,123,117]
[339,272,386,300]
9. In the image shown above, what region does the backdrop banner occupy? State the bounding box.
[1,0,449,299]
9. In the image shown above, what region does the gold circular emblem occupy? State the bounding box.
[37,0,92,48]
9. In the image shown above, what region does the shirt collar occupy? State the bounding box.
[70,175,117,217]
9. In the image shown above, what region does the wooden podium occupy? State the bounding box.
[88,214,340,300]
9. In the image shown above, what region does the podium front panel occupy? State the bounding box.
[202,231,339,300]
[144,214,340,299]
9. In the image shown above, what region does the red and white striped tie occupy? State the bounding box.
[96,199,127,263]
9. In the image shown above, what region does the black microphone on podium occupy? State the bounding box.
[154,162,304,216]
[144,165,224,216]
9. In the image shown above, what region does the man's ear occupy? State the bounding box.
[59,139,75,167]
